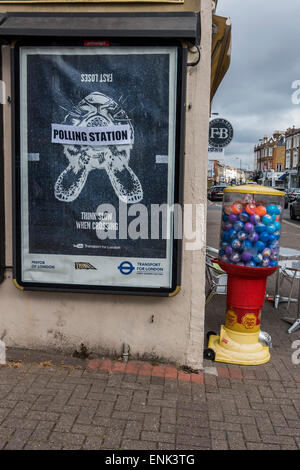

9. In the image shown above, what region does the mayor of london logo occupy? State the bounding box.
[118,261,135,275]
[75,262,97,270]
[209,118,234,148]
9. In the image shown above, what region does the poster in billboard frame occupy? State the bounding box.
[12,39,186,296]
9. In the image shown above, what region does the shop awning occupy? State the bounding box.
[211,14,232,102]
[278,172,288,180]
[0,12,200,43]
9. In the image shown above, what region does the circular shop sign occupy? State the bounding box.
[209,118,234,148]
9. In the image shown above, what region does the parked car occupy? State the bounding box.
[288,188,300,203]
[273,187,289,209]
[290,195,300,220]
[286,188,296,202]
[208,185,227,201]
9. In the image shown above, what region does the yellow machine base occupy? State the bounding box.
[208,325,270,366]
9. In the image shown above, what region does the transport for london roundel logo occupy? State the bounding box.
[118,261,135,275]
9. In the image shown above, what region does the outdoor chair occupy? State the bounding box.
[205,247,227,305]
[278,260,300,333]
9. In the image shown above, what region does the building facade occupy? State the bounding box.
[285,128,300,188]
[254,128,300,188]
[208,160,246,185]
[254,131,285,173]
[272,132,286,172]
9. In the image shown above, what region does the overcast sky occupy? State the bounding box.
[213,0,300,170]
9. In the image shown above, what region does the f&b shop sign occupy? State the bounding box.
[209,118,234,149]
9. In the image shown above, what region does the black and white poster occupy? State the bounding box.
[18,45,180,291]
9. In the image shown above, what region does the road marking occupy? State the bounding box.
[282,219,300,229]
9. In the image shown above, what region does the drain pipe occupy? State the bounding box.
[122,343,130,363]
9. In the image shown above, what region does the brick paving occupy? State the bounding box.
[0,342,300,450]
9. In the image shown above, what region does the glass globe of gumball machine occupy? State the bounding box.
[206,185,284,365]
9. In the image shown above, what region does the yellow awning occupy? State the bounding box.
[211,14,232,102]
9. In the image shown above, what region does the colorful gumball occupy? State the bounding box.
[237,231,247,241]
[273,231,281,240]
[248,231,259,243]
[225,245,233,257]
[239,211,249,222]
[262,247,271,258]
[262,215,273,226]
[273,221,281,231]
[255,223,267,233]
[234,221,244,232]
[220,241,229,250]
[269,241,279,251]
[244,222,254,233]
[262,258,270,267]
[246,203,256,215]
[266,204,277,216]
[255,205,267,217]
[250,213,260,225]
[219,249,226,257]
[222,213,229,222]
[253,253,263,265]
[254,240,265,252]
[223,223,233,232]
[270,260,278,267]
[224,204,233,215]
[241,251,252,263]
[246,261,256,267]
[275,205,282,215]
[259,232,269,243]
[228,228,237,239]
[222,231,231,242]
[266,224,276,234]
[243,240,253,250]
[275,215,280,222]
[232,202,243,215]
[231,238,242,251]
[228,213,238,224]
[267,234,276,245]
[231,252,241,263]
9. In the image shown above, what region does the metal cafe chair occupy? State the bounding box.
[205,247,227,305]
[279,260,300,334]
[271,247,300,309]
[206,245,219,260]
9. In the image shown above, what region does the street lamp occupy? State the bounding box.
[235,157,242,170]
[234,158,243,184]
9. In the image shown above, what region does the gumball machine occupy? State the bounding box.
[207,185,284,365]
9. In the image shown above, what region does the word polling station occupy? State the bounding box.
[51,123,132,146]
